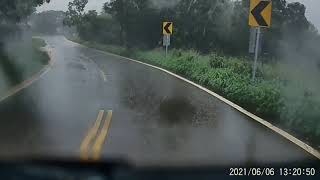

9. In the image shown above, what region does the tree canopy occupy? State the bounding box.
[64,0,319,58]
[0,0,50,23]
[0,0,50,42]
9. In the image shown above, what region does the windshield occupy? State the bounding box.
[0,0,319,168]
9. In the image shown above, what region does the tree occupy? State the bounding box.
[103,0,143,46]
[103,0,130,46]
[226,1,250,55]
[73,0,317,57]
[104,0,160,48]
[63,0,88,27]
[0,0,50,41]
[0,0,50,23]
[64,0,122,44]
[0,0,51,45]
[173,0,234,52]
[0,0,50,87]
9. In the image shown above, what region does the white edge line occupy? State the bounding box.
[80,54,107,82]
[100,70,107,82]
[67,37,320,160]
[0,39,54,103]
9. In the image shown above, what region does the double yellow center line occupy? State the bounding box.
[80,110,113,161]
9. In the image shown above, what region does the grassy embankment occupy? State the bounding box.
[70,37,320,149]
[0,38,49,97]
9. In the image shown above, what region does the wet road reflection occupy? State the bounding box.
[0,36,317,166]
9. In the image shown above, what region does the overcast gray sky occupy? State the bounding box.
[37,0,320,30]
[289,0,320,30]
[37,0,105,13]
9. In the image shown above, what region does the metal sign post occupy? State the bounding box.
[252,27,261,81]
[163,34,170,57]
[166,43,168,58]
[249,28,257,54]
[249,0,272,81]
[163,22,173,58]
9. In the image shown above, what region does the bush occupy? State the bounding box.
[209,53,226,68]
[32,38,46,48]
[0,38,49,96]
[210,54,252,75]
[281,97,320,139]
[204,69,281,117]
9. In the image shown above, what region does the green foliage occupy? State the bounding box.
[135,49,282,117]
[81,12,122,44]
[0,0,50,87]
[67,0,319,57]
[210,54,253,75]
[0,0,50,22]
[32,38,49,64]
[64,0,88,26]
[281,96,320,139]
[104,0,161,47]
[0,0,50,43]
[0,37,49,95]
[32,38,46,48]
[70,37,127,55]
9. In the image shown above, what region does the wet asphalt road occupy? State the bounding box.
[0,36,316,166]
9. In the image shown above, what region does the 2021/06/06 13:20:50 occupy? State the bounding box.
[229,167,318,176]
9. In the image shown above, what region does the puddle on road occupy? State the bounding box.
[120,83,218,127]
[159,97,196,125]
[118,65,218,127]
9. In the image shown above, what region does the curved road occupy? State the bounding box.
[0,36,316,166]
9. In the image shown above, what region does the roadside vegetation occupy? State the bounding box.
[0,38,49,97]
[0,0,51,97]
[31,38,50,66]
[61,0,320,149]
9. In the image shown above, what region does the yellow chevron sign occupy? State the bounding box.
[163,22,173,35]
[249,0,272,27]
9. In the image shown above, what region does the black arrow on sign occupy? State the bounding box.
[164,22,172,34]
[251,1,270,26]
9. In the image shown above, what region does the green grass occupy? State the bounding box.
[69,38,320,149]
[0,37,49,97]
[32,38,47,48]
[32,38,50,65]
[70,37,127,55]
